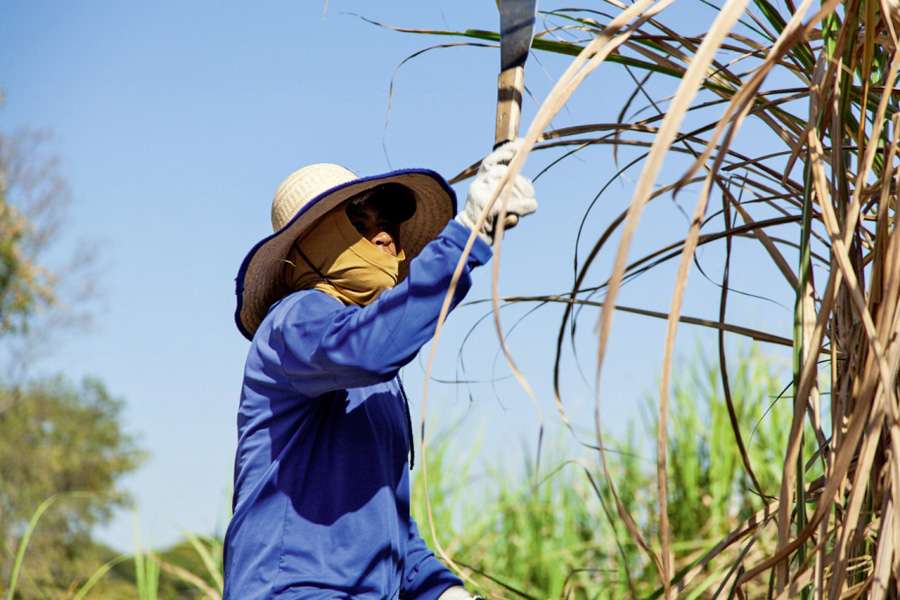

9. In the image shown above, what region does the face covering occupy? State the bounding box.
[283,207,406,306]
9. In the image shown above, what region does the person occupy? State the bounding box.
[225,140,537,599]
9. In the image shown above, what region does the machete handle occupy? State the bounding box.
[500,213,520,230]
[495,65,525,230]
[494,65,524,148]
[502,212,519,229]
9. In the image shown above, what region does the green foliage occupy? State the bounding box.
[180,531,224,594]
[0,196,53,336]
[4,505,226,599]
[3,347,801,598]
[153,534,224,598]
[0,378,145,598]
[0,128,151,599]
[412,346,799,598]
[0,132,60,338]
[70,553,131,600]
[133,546,160,600]
[664,346,793,541]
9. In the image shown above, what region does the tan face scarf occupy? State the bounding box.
[283,207,406,306]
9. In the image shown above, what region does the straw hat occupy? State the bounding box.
[234,164,457,340]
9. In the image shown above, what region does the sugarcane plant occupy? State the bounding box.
[390,0,900,597]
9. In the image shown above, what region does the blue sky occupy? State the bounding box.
[2,1,799,551]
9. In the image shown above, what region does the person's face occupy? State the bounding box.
[346,198,401,257]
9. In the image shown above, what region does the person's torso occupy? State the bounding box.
[224,299,414,599]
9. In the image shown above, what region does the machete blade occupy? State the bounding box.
[499,0,538,71]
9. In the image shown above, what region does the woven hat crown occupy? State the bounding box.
[271,163,357,231]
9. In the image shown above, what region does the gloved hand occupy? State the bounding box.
[438,585,483,600]
[454,139,537,245]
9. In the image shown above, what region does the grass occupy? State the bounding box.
[412,346,801,599]
[391,1,900,595]
[8,3,899,594]
[4,503,223,600]
[8,347,793,599]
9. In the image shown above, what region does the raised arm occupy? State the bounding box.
[275,219,492,396]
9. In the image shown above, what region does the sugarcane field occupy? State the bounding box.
[3,1,900,598]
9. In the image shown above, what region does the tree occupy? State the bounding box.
[0,377,145,597]
[0,129,98,385]
[0,137,55,337]
[0,126,144,598]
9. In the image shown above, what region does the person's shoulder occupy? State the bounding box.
[269,289,344,326]
[252,290,343,346]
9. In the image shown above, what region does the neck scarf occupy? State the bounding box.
[284,207,406,306]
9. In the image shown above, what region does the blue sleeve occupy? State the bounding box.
[402,516,463,600]
[276,219,492,396]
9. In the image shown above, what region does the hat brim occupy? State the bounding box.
[235,169,456,341]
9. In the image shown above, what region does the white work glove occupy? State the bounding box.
[454,139,537,245]
[438,585,482,600]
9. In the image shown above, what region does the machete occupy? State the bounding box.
[494,0,537,229]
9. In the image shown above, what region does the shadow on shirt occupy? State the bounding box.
[273,385,410,526]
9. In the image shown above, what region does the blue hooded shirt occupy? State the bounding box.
[224,220,492,599]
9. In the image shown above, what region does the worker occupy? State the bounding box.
[225,140,537,599]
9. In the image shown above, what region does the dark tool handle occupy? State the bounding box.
[494,65,525,229]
